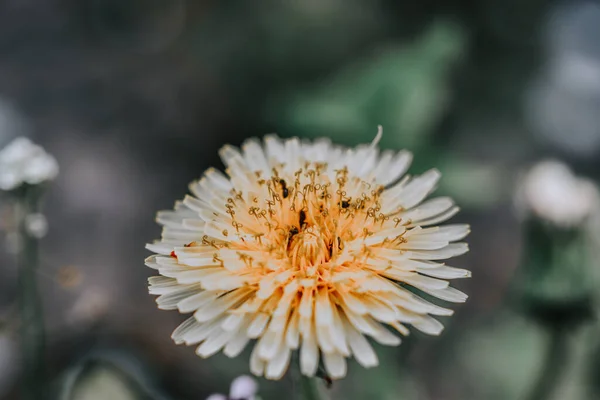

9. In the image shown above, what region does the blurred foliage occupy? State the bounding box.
[516,219,595,328]
[265,19,510,209]
[1,0,600,399]
[267,20,466,150]
[63,364,139,400]
[338,346,419,400]
[60,354,168,400]
[456,310,545,400]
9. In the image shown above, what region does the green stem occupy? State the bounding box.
[525,328,568,400]
[17,187,45,400]
[291,353,324,400]
[300,374,322,400]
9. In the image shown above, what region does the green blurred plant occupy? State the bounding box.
[267,20,466,150]
[517,219,594,329]
[59,356,170,400]
[265,19,513,210]
[515,219,596,400]
[14,184,47,400]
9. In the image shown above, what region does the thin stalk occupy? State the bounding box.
[299,374,322,400]
[17,187,45,400]
[291,353,324,400]
[525,328,568,400]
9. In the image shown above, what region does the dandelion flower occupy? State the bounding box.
[516,160,599,228]
[0,137,59,191]
[146,128,470,380]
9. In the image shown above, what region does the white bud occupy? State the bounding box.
[0,137,58,190]
[229,375,259,399]
[516,160,599,227]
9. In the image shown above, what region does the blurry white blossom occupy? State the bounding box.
[0,137,58,190]
[206,375,259,400]
[516,160,599,227]
[24,213,48,238]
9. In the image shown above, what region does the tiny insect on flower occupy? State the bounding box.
[146,127,470,380]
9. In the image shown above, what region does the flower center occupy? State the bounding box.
[288,225,331,273]
[218,163,395,283]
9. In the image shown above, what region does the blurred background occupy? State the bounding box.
[1,0,600,399]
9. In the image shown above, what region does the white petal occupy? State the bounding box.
[145,242,173,255]
[177,291,219,313]
[402,274,450,291]
[421,286,468,303]
[221,313,247,332]
[257,328,284,361]
[264,135,286,166]
[250,343,265,376]
[361,296,399,323]
[411,315,445,335]
[285,311,300,349]
[265,344,292,380]
[343,317,378,368]
[196,328,235,358]
[315,324,335,354]
[148,276,179,295]
[406,243,469,260]
[194,289,252,322]
[241,139,270,173]
[223,329,251,358]
[247,313,270,338]
[408,224,470,242]
[383,169,440,213]
[156,284,202,310]
[417,264,471,279]
[398,169,441,209]
[372,150,412,186]
[323,352,347,379]
[171,317,197,344]
[174,317,224,346]
[398,197,455,223]
[300,324,319,376]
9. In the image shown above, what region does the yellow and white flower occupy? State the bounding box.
[146,128,470,380]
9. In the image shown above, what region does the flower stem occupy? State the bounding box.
[525,328,568,400]
[16,187,46,400]
[291,354,324,400]
[299,374,322,400]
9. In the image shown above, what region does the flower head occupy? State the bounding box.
[147,128,470,380]
[0,137,59,191]
[515,160,599,228]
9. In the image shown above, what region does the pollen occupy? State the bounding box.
[222,165,387,285]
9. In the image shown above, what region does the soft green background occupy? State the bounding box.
[0,0,600,399]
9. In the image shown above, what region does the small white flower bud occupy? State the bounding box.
[229,375,258,399]
[0,137,58,190]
